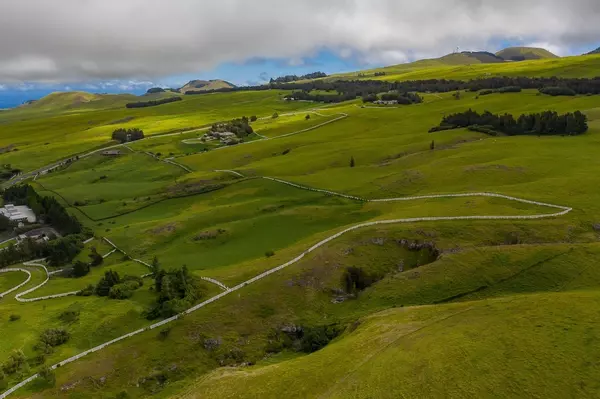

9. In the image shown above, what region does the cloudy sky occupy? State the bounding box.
[1,0,599,106]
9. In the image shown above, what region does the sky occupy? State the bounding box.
[1,0,599,108]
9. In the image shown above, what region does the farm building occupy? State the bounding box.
[0,204,36,223]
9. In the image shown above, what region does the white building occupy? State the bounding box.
[0,204,36,223]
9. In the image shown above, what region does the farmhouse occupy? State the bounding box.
[0,204,36,223]
[373,100,398,105]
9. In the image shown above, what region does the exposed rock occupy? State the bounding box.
[203,337,222,351]
[371,237,385,246]
[593,224,600,232]
[398,260,405,272]
[342,247,354,256]
[61,380,81,391]
[281,324,302,335]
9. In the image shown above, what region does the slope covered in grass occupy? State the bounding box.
[338,53,600,81]
[179,290,600,399]
[496,46,559,61]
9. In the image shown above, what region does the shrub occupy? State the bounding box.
[282,149,291,155]
[539,86,577,96]
[305,114,311,120]
[39,366,56,387]
[350,156,355,168]
[77,284,95,296]
[272,112,279,119]
[39,328,70,348]
[59,310,80,324]
[341,267,376,294]
[9,314,20,322]
[71,260,90,277]
[2,350,27,375]
[300,325,343,353]
[265,250,275,258]
[250,115,258,122]
[496,86,522,93]
[108,278,142,300]
[157,327,172,341]
[96,270,121,296]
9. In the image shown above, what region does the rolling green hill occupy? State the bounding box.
[178,79,236,93]
[587,47,600,55]
[496,46,559,61]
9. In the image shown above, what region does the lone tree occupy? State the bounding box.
[272,112,279,119]
[305,114,311,120]
[430,140,435,150]
[250,115,258,122]
[350,156,355,168]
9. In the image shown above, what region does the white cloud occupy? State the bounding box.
[0,0,599,83]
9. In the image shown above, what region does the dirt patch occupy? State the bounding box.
[0,144,15,154]
[106,116,136,125]
[193,229,227,241]
[464,164,525,173]
[149,222,178,235]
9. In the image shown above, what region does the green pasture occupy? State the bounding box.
[0,90,316,173]
[337,53,600,81]
[0,270,28,293]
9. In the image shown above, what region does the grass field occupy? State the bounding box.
[2,53,600,398]
[337,53,600,81]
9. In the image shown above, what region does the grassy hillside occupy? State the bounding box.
[178,79,236,93]
[496,46,559,61]
[178,290,600,399]
[587,47,600,55]
[337,53,600,81]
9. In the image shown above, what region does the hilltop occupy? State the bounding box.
[496,46,559,61]
[587,47,600,55]
[19,91,139,112]
[178,79,236,93]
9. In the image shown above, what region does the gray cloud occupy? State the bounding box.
[1,0,599,83]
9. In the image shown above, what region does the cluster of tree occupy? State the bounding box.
[81,270,144,299]
[181,76,600,102]
[3,185,82,235]
[341,266,377,294]
[0,235,84,268]
[63,247,103,278]
[35,328,70,354]
[146,87,165,94]
[374,72,387,77]
[479,86,522,96]
[538,86,577,96]
[112,128,145,143]
[267,324,343,355]
[269,71,327,83]
[284,91,358,103]
[430,109,588,136]
[0,163,21,182]
[125,96,182,108]
[363,92,423,104]
[210,117,254,138]
[146,261,203,319]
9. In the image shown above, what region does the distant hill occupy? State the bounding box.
[20,91,138,111]
[439,51,505,64]
[587,47,600,55]
[496,47,559,61]
[178,79,236,93]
